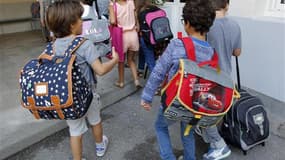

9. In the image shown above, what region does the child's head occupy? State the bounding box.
[182,0,215,36]
[211,0,229,11]
[46,0,84,38]
[136,0,153,14]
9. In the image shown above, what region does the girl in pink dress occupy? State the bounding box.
[109,0,141,88]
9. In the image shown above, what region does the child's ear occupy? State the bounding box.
[184,20,190,28]
[70,23,76,32]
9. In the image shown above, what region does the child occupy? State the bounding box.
[136,0,157,75]
[46,1,119,159]
[140,0,216,159]
[109,0,141,88]
[202,0,242,159]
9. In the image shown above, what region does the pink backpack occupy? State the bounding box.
[145,9,173,44]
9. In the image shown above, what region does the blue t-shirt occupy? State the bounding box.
[141,36,214,103]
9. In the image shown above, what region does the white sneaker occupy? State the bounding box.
[203,145,231,160]
[96,135,109,157]
[177,155,183,160]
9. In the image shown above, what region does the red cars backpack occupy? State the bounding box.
[161,37,240,128]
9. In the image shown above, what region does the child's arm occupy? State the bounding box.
[91,47,119,76]
[134,3,139,32]
[108,1,116,25]
[141,40,175,110]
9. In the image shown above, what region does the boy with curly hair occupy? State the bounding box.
[140,0,216,159]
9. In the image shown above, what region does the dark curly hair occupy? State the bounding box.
[182,0,216,35]
[46,0,84,38]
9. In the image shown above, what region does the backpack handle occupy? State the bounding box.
[180,37,219,69]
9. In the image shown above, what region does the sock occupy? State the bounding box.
[96,142,104,148]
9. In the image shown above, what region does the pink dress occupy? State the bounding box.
[111,0,139,55]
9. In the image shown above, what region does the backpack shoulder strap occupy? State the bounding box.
[38,37,87,61]
[92,0,101,19]
[64,37,87,56]
[38,41,54,60]
[179,36,219,69]
[179,37,196,61]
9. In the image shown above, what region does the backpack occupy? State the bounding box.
[161,37,239,128]
[19,37,93,120]
[220,57,269,155]
[81,2,111,57]
[139,6,173,45]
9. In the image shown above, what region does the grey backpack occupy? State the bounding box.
[81,3,111,57]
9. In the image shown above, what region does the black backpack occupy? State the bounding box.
[220,57,270,155]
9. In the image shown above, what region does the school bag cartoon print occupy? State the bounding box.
[161,37,240,128]
[19,37,93,120]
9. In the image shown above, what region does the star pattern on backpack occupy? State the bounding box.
[19,37,93,120]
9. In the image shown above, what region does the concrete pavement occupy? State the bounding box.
[1,31,285,160]
[5,90,285,160]
[0,31,144,160]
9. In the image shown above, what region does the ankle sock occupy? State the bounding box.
[96,142,104,148]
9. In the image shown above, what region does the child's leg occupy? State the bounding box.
[127,50,140,87]
[70,135,83,160]
[203,126,226,148]
[180,123,195,160]
[87,92,109,157]
[154,107,176,160]
[116,62,125,87]
[139,37,156,72]
[92,121,103,143]
[66,118,88,160]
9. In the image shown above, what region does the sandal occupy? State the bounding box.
[137,71,144,78]
[115,82,124,88]
[134,80,142,89]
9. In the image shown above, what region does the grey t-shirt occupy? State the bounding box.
[207,17,241,74]
[53,36,100,84]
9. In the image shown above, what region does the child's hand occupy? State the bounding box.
[111,47,119,62]
[141,100,152,111]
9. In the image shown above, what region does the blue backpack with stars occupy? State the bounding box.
[19,37,93,120]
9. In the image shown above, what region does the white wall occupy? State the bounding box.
[229,0,285,102]
[161,0,285,102]
[231,17,285,102]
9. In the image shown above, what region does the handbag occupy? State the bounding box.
[109,1,124,62]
